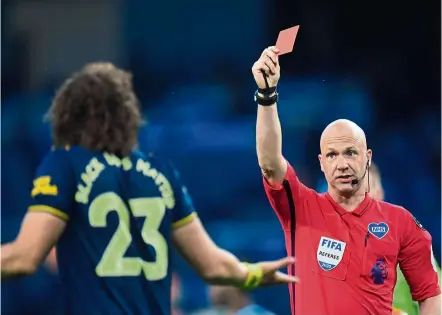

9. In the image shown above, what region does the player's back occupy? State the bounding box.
[31,146,196,315]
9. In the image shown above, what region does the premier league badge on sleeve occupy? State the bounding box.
[413,216,426,231]
[317,236,346,271]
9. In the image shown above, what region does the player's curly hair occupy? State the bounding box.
[46,62,143,156]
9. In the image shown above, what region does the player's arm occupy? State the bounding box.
[398,211,441,315]
[168,165,247,284]
[1,148,74,280]
[172,219,297,287]
[1,213,66,279]
[253,46,287,186]
[167,163,298,288]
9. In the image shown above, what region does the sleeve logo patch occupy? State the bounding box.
[430,246,438,272]
[31,176,58,197]
[413,216,426,231]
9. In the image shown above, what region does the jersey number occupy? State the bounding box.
[88,192,167,280]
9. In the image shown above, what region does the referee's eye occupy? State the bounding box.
[326,153,336,159]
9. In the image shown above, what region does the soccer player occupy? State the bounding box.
[252,46,441,315]
[367,163,441,315]
[1,62,299,315]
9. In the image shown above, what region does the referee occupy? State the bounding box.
[252,45,441,315]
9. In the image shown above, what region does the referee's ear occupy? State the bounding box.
[366,149,373,167]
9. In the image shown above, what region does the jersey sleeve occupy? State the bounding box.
[167,164,197,229]
[398,211,441,302]
[28,149,75,221]
[262,159,312,229]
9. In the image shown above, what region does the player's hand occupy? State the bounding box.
[44,247,58,274]
[258,256,299,286]
[252,46,281,89]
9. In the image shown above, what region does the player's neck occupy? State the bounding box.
[328,187,367,212]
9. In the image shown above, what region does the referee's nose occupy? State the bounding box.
[336,158,349,172]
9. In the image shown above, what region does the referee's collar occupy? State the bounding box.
[325,192,372,216]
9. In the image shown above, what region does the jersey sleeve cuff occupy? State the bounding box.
[413,287,442,303]
[28,205,70,221]
[172,212,197,229]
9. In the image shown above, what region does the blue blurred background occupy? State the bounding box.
[1,0,440,314]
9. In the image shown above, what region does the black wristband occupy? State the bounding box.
[257,86,277,95]
[254,90,278,106]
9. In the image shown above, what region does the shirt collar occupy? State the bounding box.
[325,192,372,216]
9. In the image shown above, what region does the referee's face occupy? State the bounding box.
[319,122,371,195]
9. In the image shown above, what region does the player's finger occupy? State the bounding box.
[273,271,300,284]
[272,256,296,270]
[261,256,295,273]
[261,271,299,286]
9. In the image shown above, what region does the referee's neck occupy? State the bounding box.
[328,188,367,212]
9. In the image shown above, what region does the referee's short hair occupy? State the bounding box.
[46,62,143,156]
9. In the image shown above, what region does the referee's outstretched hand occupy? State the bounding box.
[259,256,299,286]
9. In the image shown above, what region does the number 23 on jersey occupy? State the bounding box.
[88,192,168,281]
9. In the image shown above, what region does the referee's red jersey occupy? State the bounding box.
[263,161,440,315]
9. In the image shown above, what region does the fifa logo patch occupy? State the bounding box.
[367,222,389,239]
[317,236,346,271]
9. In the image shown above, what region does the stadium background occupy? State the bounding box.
[1,0,440,314]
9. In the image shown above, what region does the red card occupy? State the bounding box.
[275,25,300,55]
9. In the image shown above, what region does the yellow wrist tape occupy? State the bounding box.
[240,263,263,290]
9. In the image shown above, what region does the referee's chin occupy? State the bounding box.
[333,182,358,196]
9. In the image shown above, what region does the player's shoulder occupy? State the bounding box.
[131,149,178,176]
[39,146,73,167]
[40,145,119,172]
[45,145,70,156]
[132,149,168,166]
[45,145,96,159]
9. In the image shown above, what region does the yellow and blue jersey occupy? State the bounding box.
[29,146,196,315]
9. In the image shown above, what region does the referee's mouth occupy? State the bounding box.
[335,175,354,183]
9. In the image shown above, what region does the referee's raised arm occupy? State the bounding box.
[253,46,288,187]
